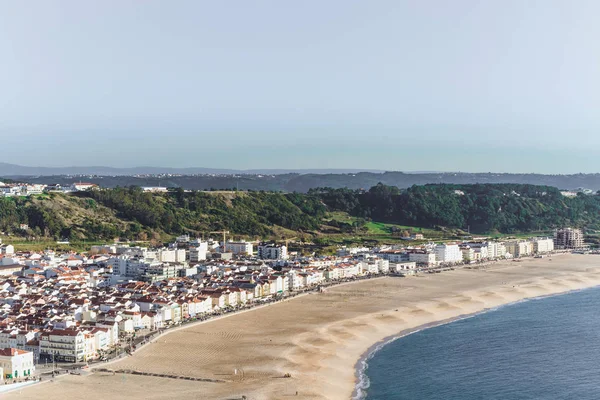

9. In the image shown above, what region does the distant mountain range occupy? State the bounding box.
[3,163,600,192]
[0,162,387,176]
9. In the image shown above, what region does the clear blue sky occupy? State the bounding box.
[1,1,598,173]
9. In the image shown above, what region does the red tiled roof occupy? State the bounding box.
[0,347,30,356]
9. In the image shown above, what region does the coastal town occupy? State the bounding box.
[0,226,587,391]
[3,1,598,397]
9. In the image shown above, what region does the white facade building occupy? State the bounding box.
[0,348,35,379]
[376,251,408,263]
[158,249,186,263]
[434,244,463,264]
[461,246,476,262]
[20,184,46,195]
[0,244,15,255]
[390,261,417,273]
[224,241,253,255]
[408,252,437,266]
[505,241,533,257]
[375,259,390,273]
[189,242,209,263]
[486,242,501,258]
[258,244,288,260]
[0,186,21,197]
[39,329,86,362]
[464,243,489,259]
[533,238,554,253]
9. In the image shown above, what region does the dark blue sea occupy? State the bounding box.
[359,287,600,400]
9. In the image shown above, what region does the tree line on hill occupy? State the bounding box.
[312,183,600,233]
[1,183,599,241]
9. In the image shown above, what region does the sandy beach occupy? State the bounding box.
[7,254,600,400]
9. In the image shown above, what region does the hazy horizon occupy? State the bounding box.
[1,161,599,176]
[1,1,599,173]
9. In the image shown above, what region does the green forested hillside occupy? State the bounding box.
[80,187,326,237]
[0,188,326,240]
[0,184,599,242]
[314,183,600,233]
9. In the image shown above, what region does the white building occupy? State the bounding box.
[336,246,370,256]
[224,241,253,256]
[365,262,380,274]
[189,242,209,263]
[520,241,533,256]
[486,242,507,259]
[0,348,35,379]
[374,258,390,273]
[158,249,186,263]
[375,251,408,263]
[0,186,21,197]
[39,329,87,362]
[533,238,554,253]
[338,263,362,278]
[390,261,417,273]
[464,243,489,259]
[258,244,288,260]
[434,244,463,264]
[408,251,437,266]
[21,184,46,195]
[505,241,533,257]
[0,244,15,255]
[461,245,476,262]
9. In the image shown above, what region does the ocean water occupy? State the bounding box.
[360,287,600,400]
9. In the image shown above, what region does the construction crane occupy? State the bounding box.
[209,230,230,249]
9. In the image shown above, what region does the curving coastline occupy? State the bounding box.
[352,315,471,399]
[351,283,598,400]
[7,254,600,400]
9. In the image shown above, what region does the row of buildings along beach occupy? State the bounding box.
[0,228,586,378]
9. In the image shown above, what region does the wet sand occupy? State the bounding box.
[8,254,600,400]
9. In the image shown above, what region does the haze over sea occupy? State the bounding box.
[361,286,600,400]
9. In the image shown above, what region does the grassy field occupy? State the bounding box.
[322,212,451,244]
[364,221,434,235]
[325,212,355,224]
[322,212,557,246]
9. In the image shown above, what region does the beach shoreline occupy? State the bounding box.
[352,314,471,400]
[7,254,600,400]
[351,279,598,400]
